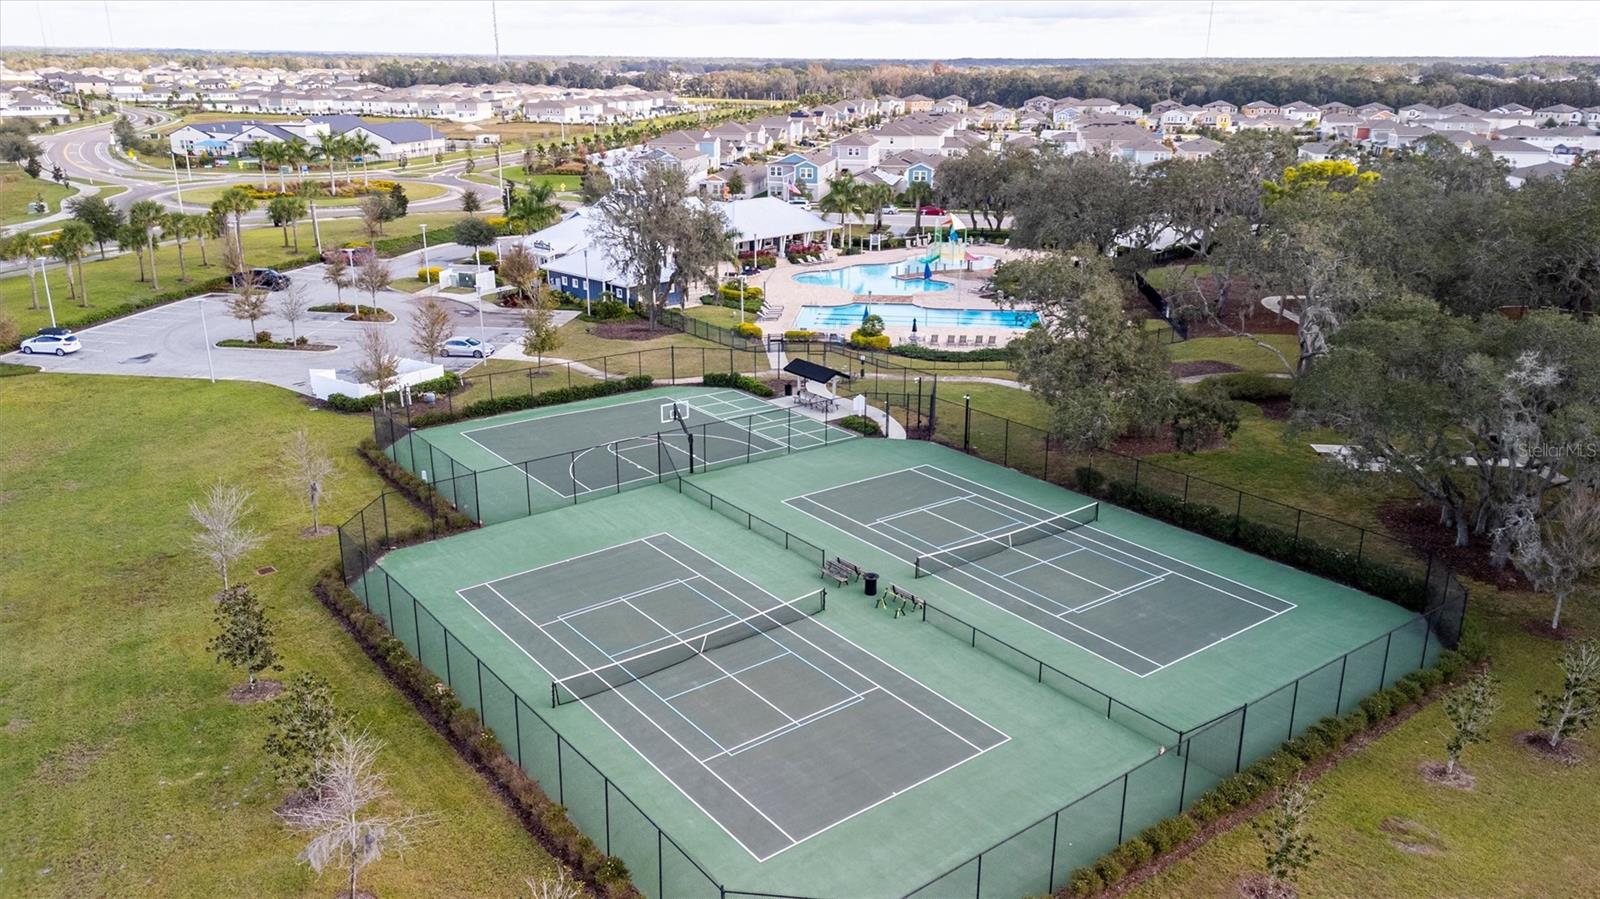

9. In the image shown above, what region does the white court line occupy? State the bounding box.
[702,690,877,762]
[675,577,863,699]
[642,537,1003,754]
[657,649,792,702]
[541,578,690,628]
[784,492,1166,676]
[623,595,801,727]
[452,584,786,861]
[1069,575,1168,615]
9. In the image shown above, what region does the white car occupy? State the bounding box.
[879,205,900,215]
[20,333,81,356]
[440,336,493,358]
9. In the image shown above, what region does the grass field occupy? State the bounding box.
[1170,333,1299,375]
[1,212,462,337]
[0,173,78,226]
[472,169,581,192]
[0,375,556,897]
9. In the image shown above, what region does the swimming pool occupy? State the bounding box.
[794,303,1039,330]
[793,255,997,294]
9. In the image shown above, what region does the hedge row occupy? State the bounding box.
[407,374,654,429]
[314,569,637,898]
[356,437,474,529]
[1063,646,1484,898]
[703,372,774,398]
[889,343,1016,364]
[1080,474,1434,613]
[325,372,465,414]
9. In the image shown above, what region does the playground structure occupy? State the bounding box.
[897,213,984,282]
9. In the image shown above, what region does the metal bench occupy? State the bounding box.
[878,583,924,618]
[822,557,862,587]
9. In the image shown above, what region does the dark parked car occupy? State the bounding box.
[230,268,292,291]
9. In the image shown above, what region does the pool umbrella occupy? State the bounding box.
[911,319,918,334]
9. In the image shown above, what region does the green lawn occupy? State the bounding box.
[479,168,581,192]
[1170,333,1299,375]
[0,375,557,897]
[0,173,78,226]
[1,212,462,337]
[1125,591,1600,899]
[684,304,744,329]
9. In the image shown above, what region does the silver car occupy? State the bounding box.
[440,336,493,358]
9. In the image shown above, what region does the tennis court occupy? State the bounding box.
[452,389,855,498]
[454,532,1007,861]
[786,465,1296,676]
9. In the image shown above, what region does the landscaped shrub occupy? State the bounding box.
[587,298,631,320]
[1212,371,1294,403]
[718,282,764,303]
[1392,676,1426,706]
[1091,856,1125,889]
[838,415,881,437]
[324,393,381,413]
[1067,867,1103,897]
[702,372,774,398]
[890,343,1015,363]
[1359,691,1395,722]
[1139,815,1198,854]
[732,322,762,339]
[416,265,442,282]
[410,370,463,396]
[848,331,891,351]
[470,249,497,265]
[783,329,819,342]
[1110,837,1154,871]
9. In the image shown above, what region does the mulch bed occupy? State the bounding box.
[1110,422,1228,457]
[1520,618,1581,642]
[1237,873,1296,899]
[227,679,284,705]
[1418,761,1476,790]
[1514,731,1585,765]
[591,320,677,341]
[1375,499,1532,591]
[1254,398,1293,421]
[1171,360,1243,378]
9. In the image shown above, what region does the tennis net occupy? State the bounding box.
[551,589,827,706]
[914,502,1100,577]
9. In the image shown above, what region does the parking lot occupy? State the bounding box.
[4,257,530,395]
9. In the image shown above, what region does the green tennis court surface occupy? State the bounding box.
[787,465,1295,676]
[363,389,1433,897]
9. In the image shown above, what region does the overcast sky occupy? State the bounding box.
[2,1,1597,60]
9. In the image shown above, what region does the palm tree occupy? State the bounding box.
[53,221,93,306]
[507,180,561,235]
[0,233,43,311]
[316,132,346,193]
[295,180,326,254]
[818,172,863,250]
[257,141,287,192]
[345,132,379,187]
[211,187,256,254]
[118,223,151,283]
[129,200,165,291]
[902,181,935,233]
[282,138,310,189]
[862,182,895,232]
[267,195,308,251]
[195,210,221,268]
[164,212,191,281]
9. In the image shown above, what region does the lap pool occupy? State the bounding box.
[794,303,1039,330]
[793,256,997,295]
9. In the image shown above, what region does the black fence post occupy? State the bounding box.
[963,394,972,453]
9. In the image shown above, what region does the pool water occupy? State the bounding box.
[794,303,1039,330]
[793,255,997,295]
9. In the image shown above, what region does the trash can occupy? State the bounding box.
[785,382,794,397]
[863,572,879,597]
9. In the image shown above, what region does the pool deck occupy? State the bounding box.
[747,245,1034,348]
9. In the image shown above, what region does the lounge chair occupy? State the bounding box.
[945,334,957,346]
[957,335,969,346]
[986,335,998,347]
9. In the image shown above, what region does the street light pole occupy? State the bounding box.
[419,223,430,287]
[171,154,186,214]
[38,257,57,328]
[198,295,216,383]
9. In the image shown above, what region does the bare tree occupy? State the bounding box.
[1251,780,1321,897]
[189,481,263,590]
[358,194,388,242]
[352,326,401,409]
[278,729,426,899]
[1508,485,1600,630]
[526,868,584,899]
[276,282,311,344]
[521,285,562,367]
[409,295,454,362]
[496,243,541,305]
[323,256,352,306]
[1535,639,1599,751]
[220,229,247,277]
[227,282,271,341]
[353,256,393,320]
[281,428,335,536]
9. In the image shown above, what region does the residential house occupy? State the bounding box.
[830,131,883,173]
[1399,103,1442,122]
[700,163,768,200]
[901,94,935,113]
[1506,161,1572,189]
[1280,101,1320,123]
[873,151,943,188]
[1078,98,1121,115]
[1120,136,1173,166]
[1485,138,1554,169]
[0,88,71,118]
[1203,100,1238,116]
[523,210,682,307]
[1316,113,1368,141]
[1022,95,1056,114]
[1175,137,1222,160]
[1431,115,1493,135]
[1240,100,1279,118]
[1191,108,1232,130]
[1318,101,1356,117]
[329,120,448,160]
[765,150,839,203]
[1356,102,1396,120]
[932,95,969,114]
[1534,104,1583,125]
